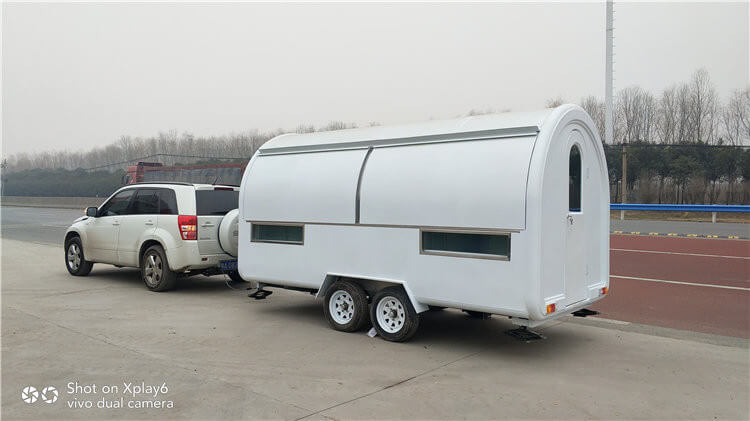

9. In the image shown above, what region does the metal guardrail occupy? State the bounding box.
[610,203,750,223]
[611,204,749,213]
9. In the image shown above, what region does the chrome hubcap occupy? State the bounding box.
[67,244,81,271]
[144,253,163,286]
[376,296,406,333]
[329,290,355,325]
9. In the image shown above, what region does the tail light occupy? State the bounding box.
[545,303,556,314]
[601,286,609,295]
[178,215,197,240]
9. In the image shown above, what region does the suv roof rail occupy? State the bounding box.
[127,181,195,186]
[125,181,241,187]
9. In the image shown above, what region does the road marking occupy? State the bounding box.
[610,275,750,291]
[587,316,631,325]
[610,248,750,260]
[610,232,748,240]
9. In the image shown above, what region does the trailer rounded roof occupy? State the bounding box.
[242,105,603,231]
[259,109,553,155]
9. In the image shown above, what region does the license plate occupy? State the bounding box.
[219,260,237,271]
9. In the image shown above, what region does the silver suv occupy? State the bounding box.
[64,183,241,291]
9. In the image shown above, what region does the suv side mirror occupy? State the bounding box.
[86,207,98,217]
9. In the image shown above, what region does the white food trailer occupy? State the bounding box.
[238,104,609,341]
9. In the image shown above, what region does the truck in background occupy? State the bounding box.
[124,161,247,186]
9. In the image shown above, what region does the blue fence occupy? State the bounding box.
[610,204,750,213]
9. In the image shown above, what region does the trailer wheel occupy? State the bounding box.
[324,280,369,332]
[370,287,420,342]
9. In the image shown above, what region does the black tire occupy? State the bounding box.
[141,245,177,292]
[370,287,420,342]
[226,270,246,283]
[64,236,93,276]
[323,280,369,332]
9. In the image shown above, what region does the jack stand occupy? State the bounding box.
[572,308,599,318]
[248,284,273,300]
[505,326,545,342]
[464,310,491,320]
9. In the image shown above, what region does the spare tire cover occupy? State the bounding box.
[218,209,239,257]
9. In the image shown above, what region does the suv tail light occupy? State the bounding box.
[178,215,197,240]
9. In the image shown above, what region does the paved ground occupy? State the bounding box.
[611,218,750,239]
[1,238,748,420]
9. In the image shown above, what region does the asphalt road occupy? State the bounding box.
[1,206,84,245]
[2,238,748,420]
[611,218,750,238]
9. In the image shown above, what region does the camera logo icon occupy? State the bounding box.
[22,386,58,404]
[21,386,38,404]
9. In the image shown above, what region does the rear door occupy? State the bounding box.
[565,141,588,306]
[195,187,239,255]
[117,188,158,266]
[155,188,180,241]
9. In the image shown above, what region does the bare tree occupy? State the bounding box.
[722,88,750,145]
[616,86,657,143]
[545,97,566,108]
[579,96,605,141]
[688,68,719,143]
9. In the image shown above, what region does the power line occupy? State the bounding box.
[84,153,243,171]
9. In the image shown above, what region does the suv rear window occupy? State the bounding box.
[195,189,239,215]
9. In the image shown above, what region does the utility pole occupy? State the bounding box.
[605,0,626,213]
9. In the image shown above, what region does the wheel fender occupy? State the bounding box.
[64,227,86,248]
[140,230,182,270]
[317,273,429,313]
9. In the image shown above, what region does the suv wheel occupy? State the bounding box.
[141,245,177,292]
[64,236,93,276]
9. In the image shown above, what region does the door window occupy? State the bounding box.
[99,189,135,216]
[130,189,159,215]
[569,145,582,212]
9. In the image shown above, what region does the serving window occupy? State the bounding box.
[420,229,510,260]
[251,223,304,245]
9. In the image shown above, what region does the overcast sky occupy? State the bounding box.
[2,1,748,156]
